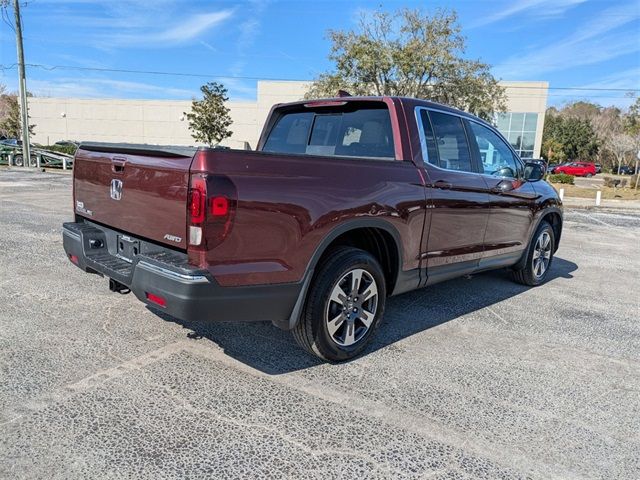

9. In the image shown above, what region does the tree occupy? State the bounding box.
[541,112,599,161]
[542,136,566,163]
[541,99,640,172]
[305,8,506,121]
[606,132,635,175]
[624,97,640,137]
[185,82,233,146]
[557,101,601,122]
[0,83,8,126]
[0,85,35,139]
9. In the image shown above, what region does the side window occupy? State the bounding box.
[263,112,313,154]
[468,121,521,178]
[427,111,474,172]
[307,114,341,156]
[263,105,395,160]
[418,109,440,166]
[334,108,395,159]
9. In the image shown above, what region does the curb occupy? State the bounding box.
[563,203,640,214]
[0,166,72,175]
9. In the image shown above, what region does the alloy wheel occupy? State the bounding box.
[532,231,552,279]
[326,268,378,347]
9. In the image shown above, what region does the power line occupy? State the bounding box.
[0,62,638,93]
[0,63,306,82]
[1,5,16,33]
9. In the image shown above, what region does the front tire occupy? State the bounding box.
[292,247,386,362]
[511,221,555,286]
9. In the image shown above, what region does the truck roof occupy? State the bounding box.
[277,96,482,122]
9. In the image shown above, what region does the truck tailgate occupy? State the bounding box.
[73,143,196,249]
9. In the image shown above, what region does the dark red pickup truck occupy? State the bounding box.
[63,97,562,361]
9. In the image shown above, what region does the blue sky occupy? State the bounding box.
[1,0,638,108]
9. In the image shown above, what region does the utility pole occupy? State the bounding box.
[13,0,32,168]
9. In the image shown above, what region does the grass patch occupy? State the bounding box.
[549,182,640,200]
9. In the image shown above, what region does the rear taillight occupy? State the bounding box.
[187,173,237,266]
[189,176,206,224]
[211,196,229,216]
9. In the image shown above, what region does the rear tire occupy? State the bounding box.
[292,247,386,362]
[511,221,555,286]
[13,154,23,167]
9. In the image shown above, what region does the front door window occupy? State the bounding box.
[468,121,522,179]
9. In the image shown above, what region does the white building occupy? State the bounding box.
[27,80,548,158]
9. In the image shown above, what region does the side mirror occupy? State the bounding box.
[524,162,545,182]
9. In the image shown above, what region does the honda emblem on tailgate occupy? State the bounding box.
[110,179,123,200]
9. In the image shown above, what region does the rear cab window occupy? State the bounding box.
[262,102,396,160]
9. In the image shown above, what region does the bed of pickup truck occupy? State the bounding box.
[63,96,562,361]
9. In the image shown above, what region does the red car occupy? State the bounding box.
[554,161,596,177]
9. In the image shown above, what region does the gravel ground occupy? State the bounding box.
[1,169,639,479]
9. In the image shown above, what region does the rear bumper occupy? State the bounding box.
[62,221,302,327]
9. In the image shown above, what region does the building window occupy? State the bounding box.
[494,112,538,159]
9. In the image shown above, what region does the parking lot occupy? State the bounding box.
[1,169,638,479]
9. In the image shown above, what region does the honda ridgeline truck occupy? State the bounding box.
[63,96,562,361]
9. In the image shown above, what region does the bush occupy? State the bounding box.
[42,144,77,156]
[547,173,575,185]
[604,176,632,188]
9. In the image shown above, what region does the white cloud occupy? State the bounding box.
[199,41,218,53]
[493,3,640,79]
[103,9,234,47]
[472,0,586,27]
[220,77,258,100]
[158,11,234,43]
[237,17,261,52]
[579,68,640,91]
[24,76,260,102]
[563,68,640,109]
[221,0,269,79]
[44,0,187,31]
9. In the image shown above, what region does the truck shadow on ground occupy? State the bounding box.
[152,257,577,375]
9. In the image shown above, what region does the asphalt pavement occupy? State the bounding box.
[1,169,638,479]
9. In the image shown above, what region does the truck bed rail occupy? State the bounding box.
[78,142,198,158]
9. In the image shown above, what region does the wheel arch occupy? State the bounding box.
[542,210,563,252]
[513,206,563,271]
[279,219,404,331]
[312,222,402,292]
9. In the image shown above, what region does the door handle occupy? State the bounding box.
[433,180,452,190]
[111,156,127,173]
[490,179,516,194]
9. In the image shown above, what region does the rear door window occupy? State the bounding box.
[263,105,395,160]
[427,111,474,173]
